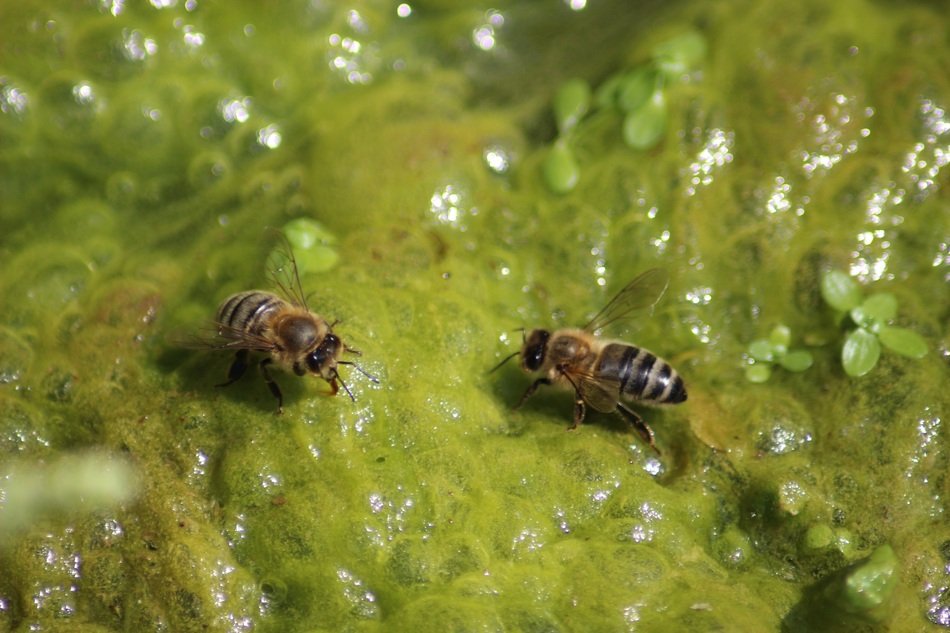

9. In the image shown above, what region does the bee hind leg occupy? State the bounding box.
[616,403,660,455]
[258,358,284,414]
[216,349,249,388]
[515,378,552,409]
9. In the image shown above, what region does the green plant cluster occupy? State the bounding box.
[541,32,707,194]
[745,271,928,382]
[744,324,813,383]
[820,270,928,377]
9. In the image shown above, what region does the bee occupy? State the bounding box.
[492,269,686,453]
[205,240,377,412]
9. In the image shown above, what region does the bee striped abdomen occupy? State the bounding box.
[216,291,286,336]
[601,343,687,405]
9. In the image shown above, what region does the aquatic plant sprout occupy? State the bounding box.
[541,31,706,193]
[820,270,928,377]
[744,324,814,383]
[271,218,340,275]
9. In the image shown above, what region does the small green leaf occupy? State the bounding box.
[541,143,580,194]
[748,339,775,362]
[859,293,897,324]
[652,31,707,77]
[278,218,341,274]
[621,92,667,150]
[769,324,791,350]
[841,544,897,614]
[593,73,624,110]
[283,217,337,250]
[616,67,657,113]
[779,349,813,372]
[803,523,834,550]
[821,270,862,312]
[878,326,927,359]
[842,328,880,377]
[553,78,592,135]
[745,364,772,383]
[849,306,873,329]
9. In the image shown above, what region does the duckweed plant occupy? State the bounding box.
[1,1,949,631]
[542,31,706,194]
[820,270,929,377]
[744,324,814,383]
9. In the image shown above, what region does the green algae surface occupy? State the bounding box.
[2,1,950,631]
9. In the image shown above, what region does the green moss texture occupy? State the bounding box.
[1,0,949,631]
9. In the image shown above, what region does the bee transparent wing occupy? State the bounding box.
[565,367,622,414]
[266,232,310,310]
[182,322,277,353]
[584,268,670,335]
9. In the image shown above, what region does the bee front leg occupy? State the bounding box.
[616,403,660,455]
[569,397,586,430]
[258,358,284,414]
[514,378,552,409]
[216,349,249,388]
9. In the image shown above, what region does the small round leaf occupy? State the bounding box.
[745,364,772,383]
[542,143,580,194]
[779,350,813,372]
[878,326,927,359]
[652,31,707,77]
[594,72,624,110]
[842,545,897,613]
[748,339,775,362]
[769,324,791,349]
[622,93,667,150]
[553,78,592,135]
[842,328,880,377]
[821,270,862,312]
[616,67,657,113]
[860,293,897,324]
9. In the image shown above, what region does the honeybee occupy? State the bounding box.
[492,269,686,453]
[204,240,376,412]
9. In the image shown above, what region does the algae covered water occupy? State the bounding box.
[1,0,949,631]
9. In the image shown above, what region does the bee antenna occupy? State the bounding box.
[488,350,520,375]
[512,327,526,343]
[339,360,379,384]
[335,370,357,402]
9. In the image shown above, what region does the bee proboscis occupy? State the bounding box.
[200,239,377,412]
[492,269,687,453]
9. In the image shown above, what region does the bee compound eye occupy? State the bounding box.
[306,350,324,373]
[523,330,550,371]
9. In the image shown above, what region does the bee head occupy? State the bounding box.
[306,333,341,378]
[521,329,550,372]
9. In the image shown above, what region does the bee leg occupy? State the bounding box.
[326,377,340,396]
[216,349,249,388]
[514,378,552,409]
[569,397,586,430]
[616,403,660,455]
[258,358,284,414]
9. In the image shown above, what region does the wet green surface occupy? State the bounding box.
[1,0,949,631]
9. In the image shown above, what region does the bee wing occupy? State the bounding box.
[564,367,622,414]
[179,322,278,353]
[584,268,670,335]
[265,232,310,310]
